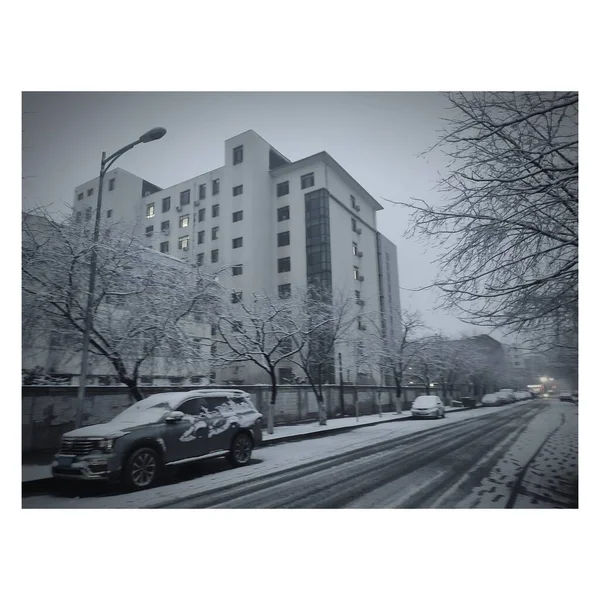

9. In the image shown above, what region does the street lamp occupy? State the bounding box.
[75,127,167,428]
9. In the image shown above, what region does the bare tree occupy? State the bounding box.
[391,92,578,351]
[287,288,358,426]
[22,209,219,401]
[211,291,306,434]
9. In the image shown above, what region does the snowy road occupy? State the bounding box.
[23,399,577,509]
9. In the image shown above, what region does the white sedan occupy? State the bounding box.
[411,395,446,419]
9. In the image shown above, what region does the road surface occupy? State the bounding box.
[22,399,577,508]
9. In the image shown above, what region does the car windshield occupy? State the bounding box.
[413,396,437,408]
[111,395,176,424]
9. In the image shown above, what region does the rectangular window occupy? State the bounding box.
[162,197,171,212]
[198,208,206,222]
[232,210,243,222]
[197,252,204,266]
[211,324,218,336]
[276,181,290,197]
[179,215,189,228]
[87,188,93,197]
[277,231,290,247]
[161,220,170,233]
[233,184,243,196]
[180,189,191,206]
[199,184,206,200]
[278,283,291,299]
[352,242,358,256]
[106,209,113,218]
[77,192,84,201]
[278,367,294,384]
[354,266,359,280]
[178,235,189,250]
[232,237,243,249]
[231,291,242,304]
[278,257,291,273]
[301,172,314,189]
[212,178,220,195]
[351,218,357,232]
[355,290,361,299]
[350,195,357,209]
[147,203,155,218]
[277,206,290,222]
[211,249,219,263]
[212,226,219,240]
[197,230,205,244]
[160,241,169,253]
[146,225,154,237]
[233,145,244,165]
[108,178,115,191]
[232,264,243,276]
[212,204,220,218]
[85,207,92,221]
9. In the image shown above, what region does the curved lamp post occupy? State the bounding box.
[75,127,167,428]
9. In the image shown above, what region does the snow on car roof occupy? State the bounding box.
[140,389,249,409]
[415,395,440,401]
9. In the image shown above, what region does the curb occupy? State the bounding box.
[22,405,478,493]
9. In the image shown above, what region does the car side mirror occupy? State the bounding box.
[165,410,185,423]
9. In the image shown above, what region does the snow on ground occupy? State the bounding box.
[454,400,577,508]
[23,403,524,509]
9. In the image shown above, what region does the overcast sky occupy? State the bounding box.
[22,91,490,338]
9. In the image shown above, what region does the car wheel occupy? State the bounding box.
[124,447,160,491]
[227,432,253,467]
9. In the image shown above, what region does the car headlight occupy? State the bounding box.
[97,438,115,453]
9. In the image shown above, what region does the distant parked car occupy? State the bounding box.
[560,391,577,404]
[481,393,500,406]
[411,395,445,419]
[498,389,516,403]
[514,391,531,401]
[52,389,263,490]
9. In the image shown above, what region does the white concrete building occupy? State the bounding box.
[72,130,402,386]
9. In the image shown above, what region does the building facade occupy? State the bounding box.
[71,130,402,386]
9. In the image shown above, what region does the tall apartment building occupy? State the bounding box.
[72,130,402,385]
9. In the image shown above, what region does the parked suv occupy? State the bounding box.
[52,389,263,490]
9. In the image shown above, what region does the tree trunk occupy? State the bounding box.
[377,389,382,418]
[317,378,327,426]
[267,370,277,434]
[355,386,359,422]
[123,377,144,403]
[394,374,403,414]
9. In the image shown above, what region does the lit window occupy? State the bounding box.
[232,237,243,249]
[233,210,243,222]
[277,181,289,197]
[179,215,189,228]
[354,266,359,280]
[301,173,314,189]
[352,242,358,256]
[180,190,191,206]
[233,185,243,196]
[233,145,243,165]
[178,235,189,250]
[146,203,155,218]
